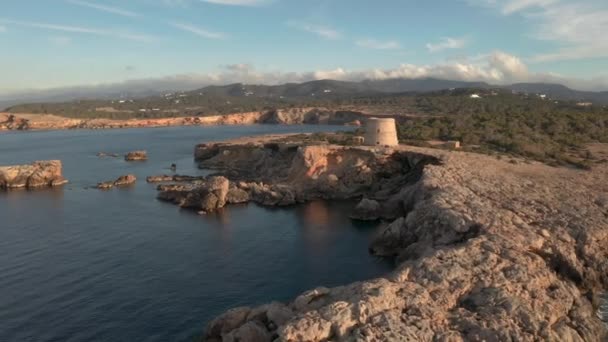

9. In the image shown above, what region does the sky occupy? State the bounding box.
[1,0,608,96]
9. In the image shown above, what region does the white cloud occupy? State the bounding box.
[169,22,226,39]
[66,0,140,17]
[0,19,156,42]
[356,39,401,50]
[3,51,608,101]
[0,25,6,33]
[286,20,341,40]
[200,0,272,5]
[488,51,529,81]
[426,37,467,53]
[502,0,558,14]
[469,0,608,62]
[469,0,556,14]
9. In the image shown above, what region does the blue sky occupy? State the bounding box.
[1,0,608,94]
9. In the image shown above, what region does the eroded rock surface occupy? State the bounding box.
[196,140,608,341]
[0,108,366,131]
[97,174,137,189]
[0,160,68,189]
[0,114,30,130]
[124,150,148,161]
[157,176,230,213]
[193,142,438,213]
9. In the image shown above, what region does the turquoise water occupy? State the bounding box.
[0,126,391,342]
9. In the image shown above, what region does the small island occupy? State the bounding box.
[0,160,68,189]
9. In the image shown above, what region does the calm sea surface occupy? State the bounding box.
[0,125,391,342]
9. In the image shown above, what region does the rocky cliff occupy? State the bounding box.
[0,108,365,131]
[0,160,68,189]
[188,138,608,342]
[0,114,30,130]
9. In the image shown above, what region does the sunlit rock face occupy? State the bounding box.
[194,137,608,342]
[0,160,68,189]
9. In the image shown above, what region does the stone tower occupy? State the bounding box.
[364,117,399,147]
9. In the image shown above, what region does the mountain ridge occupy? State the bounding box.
[3,77,608,111]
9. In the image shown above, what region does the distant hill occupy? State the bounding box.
[506,83,608,104]
[184,78,491,99]
[184,78,608,104]
[3,78,608,113]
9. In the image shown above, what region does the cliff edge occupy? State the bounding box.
[188,139,608,341]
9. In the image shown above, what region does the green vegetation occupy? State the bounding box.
[396,89,608,169]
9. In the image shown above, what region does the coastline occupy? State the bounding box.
[182,135,608,341]
[0,108,366,132]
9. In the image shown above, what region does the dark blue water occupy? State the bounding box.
[0,126,391,342]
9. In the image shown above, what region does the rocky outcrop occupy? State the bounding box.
[97,152,119,158]
[350,198,381,221]
[157,176,230,213]
[124,150,147,161]
[194,142,438,211]
[0,114,30,130]
[258,108,364,125]
[0,160,68,189]
[97,174,137,189]
[196,139,608,341]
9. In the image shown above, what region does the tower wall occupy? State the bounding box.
[364,118,399,147]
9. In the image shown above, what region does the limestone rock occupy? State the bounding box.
[350,198,381,221]
[114,174,137,186]
[223,321,271,342]
[278,312,332,342]
[0,160,67,189]
[293,287,330,311]
[205,307,252,340]
[266,302,294,326]
[97,174,137,189]
[226,187,250,204]
[200,140,608,341]
[124,150,147,161]
[156,176,230,212]
[369,217,406,256]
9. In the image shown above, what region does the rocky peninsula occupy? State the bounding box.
[154,134,608,341]
[0,108,364,131]
[0,160,68,189]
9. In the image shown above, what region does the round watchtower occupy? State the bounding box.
[364,117,399,147]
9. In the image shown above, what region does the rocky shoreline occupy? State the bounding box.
[0,108,365,131]
[158,136,608,341]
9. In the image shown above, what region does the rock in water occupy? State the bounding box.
[97,152,119,158]
[350,198,381,221]
[200,176,230,211]
[0,160,68,189]
[97,174,137,189]
[124,150,147,161]
[156,176,230,212]
[113,174,137,187]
